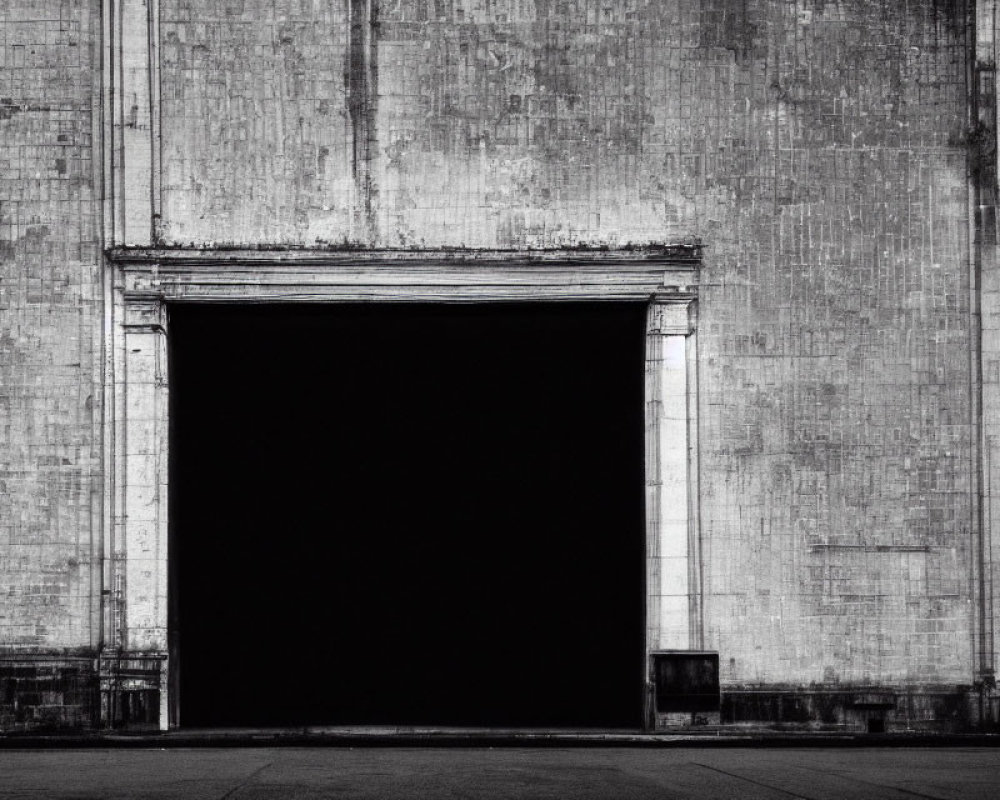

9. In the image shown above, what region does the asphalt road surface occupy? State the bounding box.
[1,747,997,799]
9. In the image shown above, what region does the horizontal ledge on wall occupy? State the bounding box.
[111,248,700,304]
[106,246,702,269]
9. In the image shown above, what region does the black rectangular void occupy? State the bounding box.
[169,303,647,728]
[652,652,720,713]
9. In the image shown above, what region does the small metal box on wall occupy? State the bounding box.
[650,650,720,728]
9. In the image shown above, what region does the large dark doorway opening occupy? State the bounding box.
[170,303,646,728]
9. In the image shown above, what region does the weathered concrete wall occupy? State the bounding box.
[0,0,985,730]
[157,0,979,689]
[0,1,102,654]
[158,0,356,244]
[973,0,1000,707]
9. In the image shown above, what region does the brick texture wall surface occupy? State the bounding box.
[159,0,356,244]
[0,0,978,692]
[0,0,101,651]
[158,0,977,687]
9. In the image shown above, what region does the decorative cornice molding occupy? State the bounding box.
[109,247,700,304]
[107,245,702,268]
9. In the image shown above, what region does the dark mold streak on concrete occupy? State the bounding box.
[347,0,379,246]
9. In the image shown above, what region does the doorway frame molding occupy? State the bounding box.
[101,0,705,730]
[101,246,701,730]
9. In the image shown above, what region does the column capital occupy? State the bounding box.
[648,297,697,336]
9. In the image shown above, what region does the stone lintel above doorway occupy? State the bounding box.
[107,247,700,305]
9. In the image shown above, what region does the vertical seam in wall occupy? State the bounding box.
[115,0,126,243]
[148,0,161,243]
[100,0,117,661]
[102,0,115,247]
[989,0,1000,695]
[976,0,988,689]
[89,0,103,657]
[966,0,980,693]
[968,0,996,693]
[686,306,700,649]
[348,0,379,245]
[692,301,705,650]
[118,320,128,654]
[643,302,659,728]
[979,0,1000,689]
[365,0,379,244]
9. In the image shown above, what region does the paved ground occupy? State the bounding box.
[0,747,997,799]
